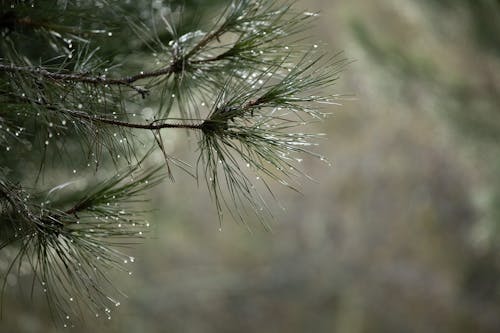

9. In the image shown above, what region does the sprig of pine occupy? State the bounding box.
[0,0,346,325]
[0,164,164,324]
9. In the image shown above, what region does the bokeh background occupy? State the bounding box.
[2,0,500,332]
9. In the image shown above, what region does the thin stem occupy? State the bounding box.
[0,63,172,97]
[184,25,227,59]
[0,17,239,97]
[2,92,203,131]
[69,111,202,130]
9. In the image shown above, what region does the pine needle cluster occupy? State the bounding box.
[0,0,346,324]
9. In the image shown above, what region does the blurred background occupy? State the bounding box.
[2,0,500,332]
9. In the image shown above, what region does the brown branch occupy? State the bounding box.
[0,63,174,98]
[184,24,228,59]
[0,15,238,97]
[68,110,202,131]
[0,23,231,93]
[2,92,203,131]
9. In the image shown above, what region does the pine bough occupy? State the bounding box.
[0,0,346,325]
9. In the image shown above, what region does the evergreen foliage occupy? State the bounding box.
[0,0,343,325]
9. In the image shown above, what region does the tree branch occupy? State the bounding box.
[1,92,203,131]
[0,63,169,98]
[68,110,202,131]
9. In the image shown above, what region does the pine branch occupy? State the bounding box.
[0,0,345,326]
[0,164,164,323]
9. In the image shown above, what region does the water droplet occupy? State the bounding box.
[77,103,83,109]
[73,169,77,174]
[108,32,113,36]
